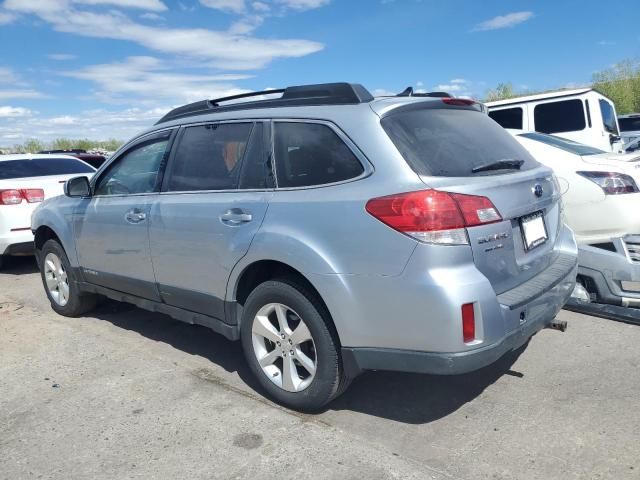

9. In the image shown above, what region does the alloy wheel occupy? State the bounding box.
[251,303,317,392]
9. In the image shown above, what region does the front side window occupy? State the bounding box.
[273,122,364,188]
[534,100,586,134]
[488,107,523,129]
[599,99,619,134]
[94,137,169,195]
[167,122,253,192]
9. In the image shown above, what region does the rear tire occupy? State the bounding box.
[240,277,350,411]
[38,239,96,317]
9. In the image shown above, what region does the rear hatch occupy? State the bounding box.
[380,102,562,294]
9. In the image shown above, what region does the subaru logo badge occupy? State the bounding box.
[533,184,543,198]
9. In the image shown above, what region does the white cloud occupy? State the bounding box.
[434,84,463,92]
[199,0,245,14]
[0,67,19,83]
[4,0,324,70]
[0,89,46,99]
[473,11,534,32]
[451,78,466,84]
[139,12,163,20]
[0,106,32,118]
[598,40,615,46]
[63,56,253,104]
[252,1,269,12]
[372,88,396,97]
[48,53,77,61]
[0,11,16,23]
[73,0,168,11]
[276,0,330,9]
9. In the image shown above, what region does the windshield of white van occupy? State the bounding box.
[599,99,619,134]
[382,108,540,176]
[519,132,606,156]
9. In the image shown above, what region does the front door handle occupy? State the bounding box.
[220,208,252,225]
[125,209,147,224]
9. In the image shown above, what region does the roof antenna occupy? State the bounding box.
[397,87,414,97]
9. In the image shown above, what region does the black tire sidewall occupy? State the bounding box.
[39,239,92,317]
[240,279,340,411]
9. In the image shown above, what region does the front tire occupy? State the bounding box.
[240,278,349,411]
[38,239,96,317]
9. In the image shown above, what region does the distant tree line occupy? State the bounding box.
[4,138,123,154]
[484,58,640,114]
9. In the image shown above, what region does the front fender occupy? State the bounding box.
[31,197,79,267]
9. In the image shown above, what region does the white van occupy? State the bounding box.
[486,88,622,152]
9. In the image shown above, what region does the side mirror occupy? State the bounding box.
[65,176,91,198]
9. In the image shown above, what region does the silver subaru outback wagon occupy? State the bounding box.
[32,83,578,410]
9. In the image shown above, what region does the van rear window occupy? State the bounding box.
[381,108,539,177]
[0,158,94,180]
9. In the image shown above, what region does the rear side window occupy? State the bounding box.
[620,116,640,132]
[599,99,619,134]
[488,107,523,129]
[273,122,364,188]
[534,100,585,133]
[0,158,94,180]
[382,108,539,177]
[167,123,253,191]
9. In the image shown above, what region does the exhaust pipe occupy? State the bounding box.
[548,320,568,332]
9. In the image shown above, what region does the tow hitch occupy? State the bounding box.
[547,320,568,332]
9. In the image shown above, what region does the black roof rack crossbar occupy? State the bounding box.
[156,82,374,125]
[208,88,285,107]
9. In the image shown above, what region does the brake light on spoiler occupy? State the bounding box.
[366,189,501,245]
[0,189,45,205]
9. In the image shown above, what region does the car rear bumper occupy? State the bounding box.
[342,258,576,375]
[0,230,35,256]
[577,235,640,306]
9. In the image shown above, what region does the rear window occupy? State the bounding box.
[519,132,606,156]
[381,108,539,177]
[0,157,94,180]
[534,100,586,134]
[619,116,640,132]
[488,107,523,129]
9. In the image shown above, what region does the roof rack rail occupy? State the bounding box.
[397,87,452,98]
[156,82,374,125]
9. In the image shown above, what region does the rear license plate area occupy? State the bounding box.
[520,211,548,251]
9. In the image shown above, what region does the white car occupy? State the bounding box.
[0,154,95,269]
[511,131,640,307]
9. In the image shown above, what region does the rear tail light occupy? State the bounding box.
[365,189,501,245]
[22,189,45,203]
[461,303,476,343]
[577,171,639,195]
[0,188,45,205]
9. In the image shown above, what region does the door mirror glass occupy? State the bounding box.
[65,176,91,197]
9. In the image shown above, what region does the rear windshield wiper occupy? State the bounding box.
[471,159,524,174]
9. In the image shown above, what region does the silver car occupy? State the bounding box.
[32,83,578,410]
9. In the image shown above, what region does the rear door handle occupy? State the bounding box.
[220,208,252,225]
[125,209,147,224]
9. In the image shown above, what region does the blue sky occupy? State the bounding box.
[0,0,638,143]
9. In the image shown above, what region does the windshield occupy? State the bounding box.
[619,116,640,132]
[519,132,606,156]
[382,107,539,177]
[0,157,95,180]
[599,99,619,134]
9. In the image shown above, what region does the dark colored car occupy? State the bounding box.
[38,150,106,169]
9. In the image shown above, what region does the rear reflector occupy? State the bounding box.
[0,188,44,205]
[365,189,501,244]
[461,303,475,343]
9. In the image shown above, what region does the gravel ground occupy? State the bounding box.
[1,256,639,480]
